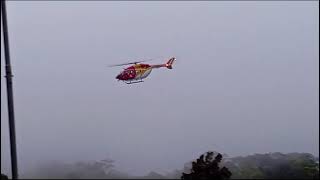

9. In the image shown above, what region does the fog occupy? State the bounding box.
[1,1,319,178]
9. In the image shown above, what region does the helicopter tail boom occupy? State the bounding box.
[151,57,175,69]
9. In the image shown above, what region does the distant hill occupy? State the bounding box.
[20,152,319,179]
[224,152,319,179]
[166,152,319,179]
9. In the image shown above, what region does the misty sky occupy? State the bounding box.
[1,1,319,177]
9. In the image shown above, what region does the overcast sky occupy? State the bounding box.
[1,1,319,177]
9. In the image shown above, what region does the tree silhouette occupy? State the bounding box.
[181,151,232,180]
[1,174,8,180]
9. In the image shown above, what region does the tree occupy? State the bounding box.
[181,151,232,180]
[1,174,8,180]
[224,152,320,179]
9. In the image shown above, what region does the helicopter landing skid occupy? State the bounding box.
[125,80,144,84]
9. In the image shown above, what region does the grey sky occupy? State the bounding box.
[1,1,319,177]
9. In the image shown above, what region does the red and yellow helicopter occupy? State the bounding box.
[109,57,175,84]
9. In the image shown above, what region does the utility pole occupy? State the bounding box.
[1,0,19,179]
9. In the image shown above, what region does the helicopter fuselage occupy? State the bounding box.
[116,64,153,81]
[114,57,175,84]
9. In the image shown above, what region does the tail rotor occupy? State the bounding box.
[165,57,176,69]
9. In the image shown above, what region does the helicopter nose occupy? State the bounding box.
[116,74,121,80]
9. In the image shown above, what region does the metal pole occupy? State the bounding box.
[1,0,19,179]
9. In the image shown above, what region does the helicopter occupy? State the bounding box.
[109,57,175,84]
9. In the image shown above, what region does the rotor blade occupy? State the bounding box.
[108,62,138,67]
[107,58,155,67]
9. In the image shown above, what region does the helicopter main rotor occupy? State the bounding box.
[108,59,155,67]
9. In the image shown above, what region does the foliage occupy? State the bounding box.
[20,152,319,179]
[181,151,232,180]
[22,159,129,179]
[1,174,8,180]
[223,152,319,179]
